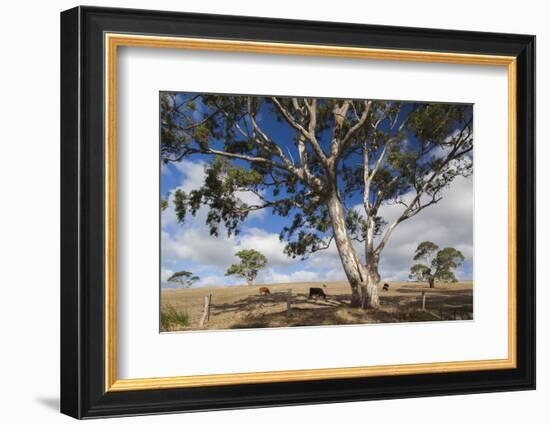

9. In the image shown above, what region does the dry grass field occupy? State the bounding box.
[160,280,473,332]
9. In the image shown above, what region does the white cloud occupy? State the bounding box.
[300,175,474,282]
[173,159,208,193]
[160,267,173,282]
[161,162,473,286]
[236,227,292,266]
[162,225,236,269]
[199,274,228,287]
[161,159,207,230]
[257,267,347,285]
[161,160,289,276]
[259,268,319,284]
[161,224,293,273]
[305,243,341,269]
[376,175,473,280]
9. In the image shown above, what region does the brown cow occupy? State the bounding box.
[259,286,271,295]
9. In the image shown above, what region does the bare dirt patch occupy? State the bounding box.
[160,280,473,332]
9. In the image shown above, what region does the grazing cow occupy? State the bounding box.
[382,283,390,291]
[259,286,271,296]
[309,287,327,300]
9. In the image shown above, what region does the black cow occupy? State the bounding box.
[309,287,327,300]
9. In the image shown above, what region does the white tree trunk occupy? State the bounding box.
[363,217,381,309]
[326,194,380,309]
[361,272,380,310]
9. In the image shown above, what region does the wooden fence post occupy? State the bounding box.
[200,294,212,327]
[286,289,292,317]
[421,291,427,311]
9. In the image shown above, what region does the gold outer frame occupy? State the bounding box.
[104,33,517,392]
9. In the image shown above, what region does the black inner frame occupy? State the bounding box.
[61,6,535,419]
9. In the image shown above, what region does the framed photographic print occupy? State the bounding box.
[60,6,535,419]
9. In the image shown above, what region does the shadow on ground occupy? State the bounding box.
[35,396,59,411]
[214,288,473,329]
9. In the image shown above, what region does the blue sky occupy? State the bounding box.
[160,95,473,289]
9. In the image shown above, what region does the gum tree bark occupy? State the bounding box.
[326,193,368,307]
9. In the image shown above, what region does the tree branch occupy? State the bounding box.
[312,235,335,252]
[246,98,297,171]
[272,97,328,166]
[338,100,371,154]
[374,127,472,255]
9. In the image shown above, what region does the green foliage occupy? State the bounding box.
[167,270,200,288]
[432,247,465,282]
[409,241,464,284]
[407,104,468,145]
[173,158,265,237]
[160,199,168,211]
[160,305,190,331]
[225,249,267,284]
[409,263,432,281]
[161,93,473,262]
[413,241,439,262]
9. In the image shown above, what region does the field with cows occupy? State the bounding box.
[160,280,473,332]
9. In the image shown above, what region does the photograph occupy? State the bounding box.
[159,93,474,332]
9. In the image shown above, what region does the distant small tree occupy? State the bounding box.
[409,241,464,288]
[225,249,267,286]
[167,270,200,288]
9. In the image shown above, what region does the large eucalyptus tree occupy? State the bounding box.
[161,93,473,308]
